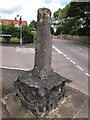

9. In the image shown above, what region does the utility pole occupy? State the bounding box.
[0,16,2,39]
[15,15,22,45]
[19,16,22,45]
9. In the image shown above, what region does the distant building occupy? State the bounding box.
[1,19,27,26]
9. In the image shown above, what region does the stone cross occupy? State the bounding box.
[34,8,53,77]
[14,8,66,118]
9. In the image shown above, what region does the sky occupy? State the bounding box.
[0,0,70,24]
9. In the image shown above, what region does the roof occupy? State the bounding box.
[1,19,27,26]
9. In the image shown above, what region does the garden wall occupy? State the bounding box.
[61,35,90,45]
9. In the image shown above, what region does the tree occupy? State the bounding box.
[50,27,54,35]
[2,23,35,43]
[52,2,90,36]
[29,20,37,30]
[22,25,34,43]
[67,2,90,36]
[52,4,70,35]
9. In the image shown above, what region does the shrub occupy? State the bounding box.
[10,37,19,43]
[3,36,11,43]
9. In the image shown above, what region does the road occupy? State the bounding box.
[0,38,89,95]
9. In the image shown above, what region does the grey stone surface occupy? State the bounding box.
[46,85,88,118]
[2,102,11,118]
[35,8,52,75]
[14,8,67,117]
[0,100,2,119]
[2,68,26,97]
[75,101,88,118]
[1,93,35,118]
[1,85,88,119]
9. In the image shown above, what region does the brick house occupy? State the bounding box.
[1,19,27,26]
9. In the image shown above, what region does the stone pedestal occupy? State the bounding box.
[14,8,67,117]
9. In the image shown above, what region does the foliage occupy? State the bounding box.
[50,27,54,35]
[1,22,36,43]
[22,25,33,43]
[52,2,90,36]
[10,37,19,43]
[67,2,90,36]
[29,20,37,30]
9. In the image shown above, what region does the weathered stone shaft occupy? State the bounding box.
[14,8,68,118]
[34,8,52,75]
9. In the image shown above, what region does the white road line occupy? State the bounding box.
[52,53,59,55]
[52,45,63,54]
[52,45,87,75]
[16,47,35,53]
[1,66,30,71]
[76,65,83,71]
[70,60,76,64]
[66,57,70,60]
[85,73,90,77]
[30,48,35,52]
[63,54,67,57]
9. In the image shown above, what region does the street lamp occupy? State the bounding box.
[15,15,22,45]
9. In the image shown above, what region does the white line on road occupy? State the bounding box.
[76,65,84,71]
[66,57,70,60]
[16,47,35,53]
[52,45,90,78]
[63,54,67,57]
[30,48,35,52]
[52,45,63,54]
[1,66,30,71]
[70,60,76,65]
[85,73,90,77]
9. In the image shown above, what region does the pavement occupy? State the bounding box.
[0,68,89,119]
[1,38,89,94]
[0,39,89,119]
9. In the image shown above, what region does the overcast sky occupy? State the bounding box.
[0,0,70,24]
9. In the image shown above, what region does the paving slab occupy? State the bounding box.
[2,102,11,118]
[1,93,35,118]
[1,68,89,119]
[1,85,88,119]
[2,68,26,97]
[75,101,88,118]
[46,85,88,118]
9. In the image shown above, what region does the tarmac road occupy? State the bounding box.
[52,38,89,95]
[0,38,89,95]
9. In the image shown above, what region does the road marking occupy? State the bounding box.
[70,60,76,65]
[1,66,30,71]
[50,45,89,78]
[30,48,35,52]
[52,53,59,55]
[52,45,63,54]
[76,65,83,71]
[66,57,70,60]
[85,73,90,77]
[63,54,67,57]
[16,47,35,53]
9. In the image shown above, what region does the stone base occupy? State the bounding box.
[14,70,66,117]
[1,86,88,119]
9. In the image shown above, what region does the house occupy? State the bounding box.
[1,19,27,26]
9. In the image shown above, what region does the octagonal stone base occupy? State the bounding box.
[14,69,66,117]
